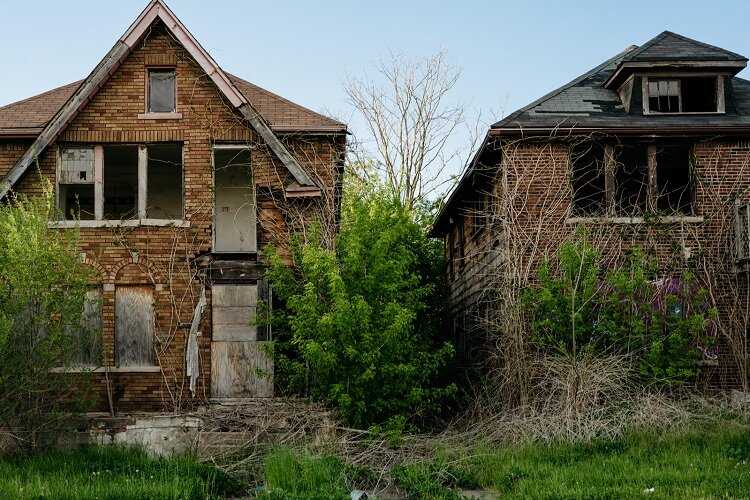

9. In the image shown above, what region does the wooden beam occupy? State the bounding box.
[138,145,148,219]
[237,103,318,188]
[0,41,130,199]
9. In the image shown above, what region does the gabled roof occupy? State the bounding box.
[491,32,750,135]
[623,31,747,64]
[0,0,344,198]
[604,31,748,89]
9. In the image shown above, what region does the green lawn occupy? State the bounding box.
[260,424,750,499]
[3,424,750,499]
[0,446,246,499]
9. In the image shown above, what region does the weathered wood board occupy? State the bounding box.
[211,284,272,397]
[210,341,273,398]
[115,286,155,367]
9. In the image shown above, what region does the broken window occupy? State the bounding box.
[571,143,606,216]
[58,147,95,220]
[614,144,649,215]
[148,69,176,113]
[656,145,692,214]
[648,80,680,113]
[570,142,693,217]
[147,145,183,219]
[471,192,488,237]
[57,143,184,222]
[103,146,138,220]
[647,77,720,113]
[115,286,156,367]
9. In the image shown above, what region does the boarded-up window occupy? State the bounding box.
[75,288,103,366]
[115,286,155,367]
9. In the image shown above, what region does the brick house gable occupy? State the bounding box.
[0,1,346,411]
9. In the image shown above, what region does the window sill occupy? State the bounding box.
[51,366,161,373]
[566,216,704,225]
[49,219,191,229]
[137,112,182,120]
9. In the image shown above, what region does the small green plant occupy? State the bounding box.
[525,229,717,384]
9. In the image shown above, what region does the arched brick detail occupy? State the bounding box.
[80,253,107,284]
[110,253,162,285]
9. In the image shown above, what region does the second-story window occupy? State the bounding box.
[148,69,176,113]
[570,142,693,217]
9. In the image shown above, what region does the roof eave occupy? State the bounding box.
[604,59,748,89]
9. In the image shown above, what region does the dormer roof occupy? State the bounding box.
[604,31,748,89]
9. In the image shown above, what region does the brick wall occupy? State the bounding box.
[0,24,344,412]
[444,136,750,389]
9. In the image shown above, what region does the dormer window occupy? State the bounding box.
[148,69,176,113]
[644,76,724,114]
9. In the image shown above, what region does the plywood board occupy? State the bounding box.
[212,284,257,307]
[115,286,155,367]
[210,341,273,398]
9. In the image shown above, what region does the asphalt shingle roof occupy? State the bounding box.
[0,73,345,136]
[492,31,750,133]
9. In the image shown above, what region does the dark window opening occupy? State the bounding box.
[615,145,649,215]
[571,143,606,216]
[148,69,176,113]
[656,145,692,214]
[472,192,488,237]
[104,146,138,220]
[59,184,95,220]
[682,77,717,112]
[147,144,183,219]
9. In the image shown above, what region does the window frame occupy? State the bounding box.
[569,141,695,218]
[642,74,725,115]
[55,143,185,225]
[146,67,177,114]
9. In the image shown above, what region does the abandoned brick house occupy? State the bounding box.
[432,31,750,386]
[0,0,346,411]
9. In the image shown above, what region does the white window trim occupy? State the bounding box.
[212,144,257,253]
[56,144,185,224]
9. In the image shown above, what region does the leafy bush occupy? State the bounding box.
[525,230,717,384]
[0,184,99,448]
[265,185,455,430]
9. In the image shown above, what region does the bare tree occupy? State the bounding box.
[345,50,465,210]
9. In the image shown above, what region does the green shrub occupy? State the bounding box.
[265,184,455,430]
[0,183,100,448]
[525,229,717,384]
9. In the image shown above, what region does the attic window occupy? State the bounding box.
[645,76,723,114]
[148,69,176,113]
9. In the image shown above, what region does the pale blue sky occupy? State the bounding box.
[2,1,750,182]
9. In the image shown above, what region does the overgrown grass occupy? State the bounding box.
[0,445,246,499]
[260,424,750,499]
[394,424,750,499]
